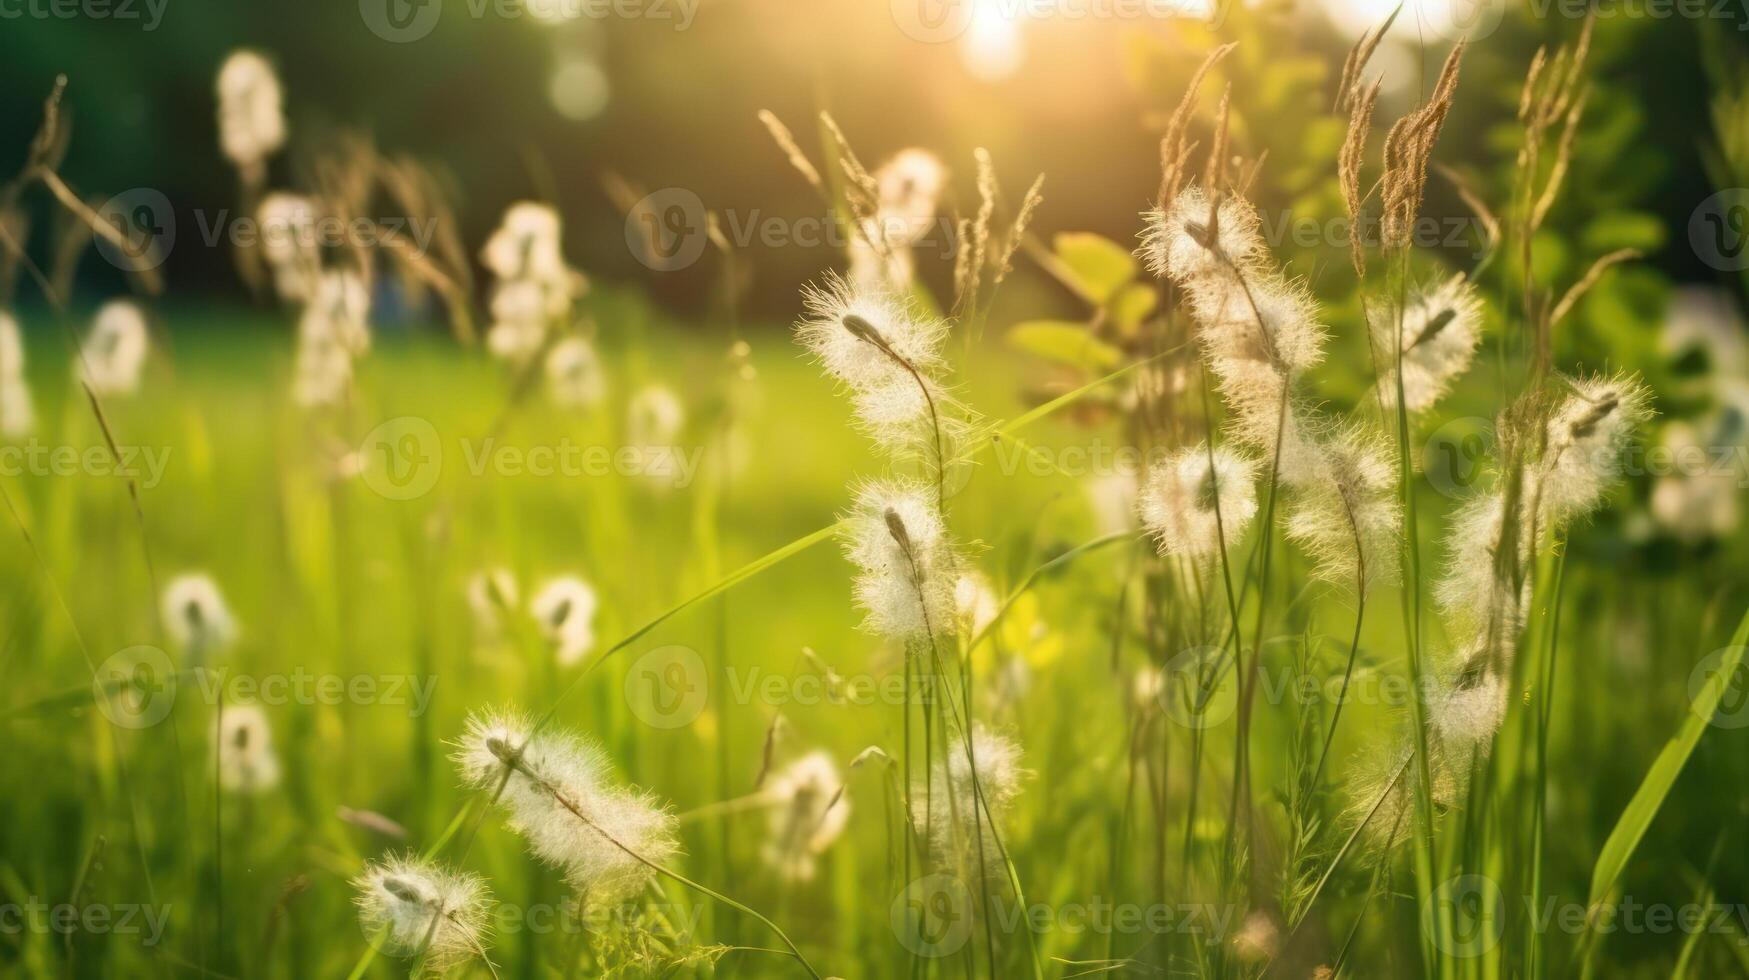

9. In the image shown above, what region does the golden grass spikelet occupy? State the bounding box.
[1156,41,1236,206]
[1380,42,1466,249]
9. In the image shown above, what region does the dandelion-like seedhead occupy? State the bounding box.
[162,573,238,660]
[797,274,948,396]
[352,854,493,976]
[1538,373,1653,524]
[1084,471,1139,537]
[1435,491,1531,642]
[482,202,585,364]
[1140,186,1263,282]
[954,571,1002,640]
[466,567,520,639]
[874,148,947,244]
[307,269,372,356]
[841,479,959,639]
[1186,270,1327,378]
[1429,666,1508,748]
[915,725,1028,879]
[626,384,685,446]
[215,703,280,794]
[1374,275,1484,415]
[215,50,286,170]
[1138,444,1259,561]
[1231,912,1281,965]
[0,312,34,439]
[626,385,687,486]
[77,300,150,397]
[453,709,679,903]
[482,202,567,283]
[848,226,917,294]
[530,576,598,667]
[1284,429,1402,592]
[760,751,850,882]
[291,329,354,409]
[256,193,320,303]
[545,337,606,410]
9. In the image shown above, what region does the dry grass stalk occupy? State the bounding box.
[1380,42,1466,250]
[1547,247,1637,329]
[1157,41,1236,206]
[1335,5,1400,114]
[1434,162,1500,268]
[1339,78,1383,279]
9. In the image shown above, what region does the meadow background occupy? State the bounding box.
[2,1,1749,978]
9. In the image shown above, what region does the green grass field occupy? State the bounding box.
[2,289,1746,979]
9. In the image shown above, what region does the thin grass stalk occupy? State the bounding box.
[1391,251,1446,977]
[1526,545,1568,978]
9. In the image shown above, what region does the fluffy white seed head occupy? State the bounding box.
[353,855,493,975]
[530,576,598,667]
[760,751,850,882]
[257,193,320,302]
[1650,419,1742,542]
[1374,275,1484,415]
[1429,667,1508,748]
[291,328,353,408]
[1183,269,1327,378]
[1084,471,1138,537]
[1538,373,1653,525]
[915,725,1027,877]
[466,567,520,639]
[801,276,951,409]
[77,300,150,397]
[848,226,918,294]
[1140,186,1264,282]
[1435,490,1530,644]
[452,709,679,903]
[1284,429,1402,592]
[841,478,959,638]
[954,571,1002,640]
[545,337,606,410]
[626,384,687,486]
[215,703,280,794]
[162,573,238,660]
[216,50,286,170]
[874,148,947,246]
[482,202,568,283]
[1139,445,1259,561]
[304,269,372,356]
[0,312,33,440]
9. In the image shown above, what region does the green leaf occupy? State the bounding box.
[1587,605,1749,907]
[1110,284,1157,337]
[1006,320,1123,371]
[1053,233,1136,303]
